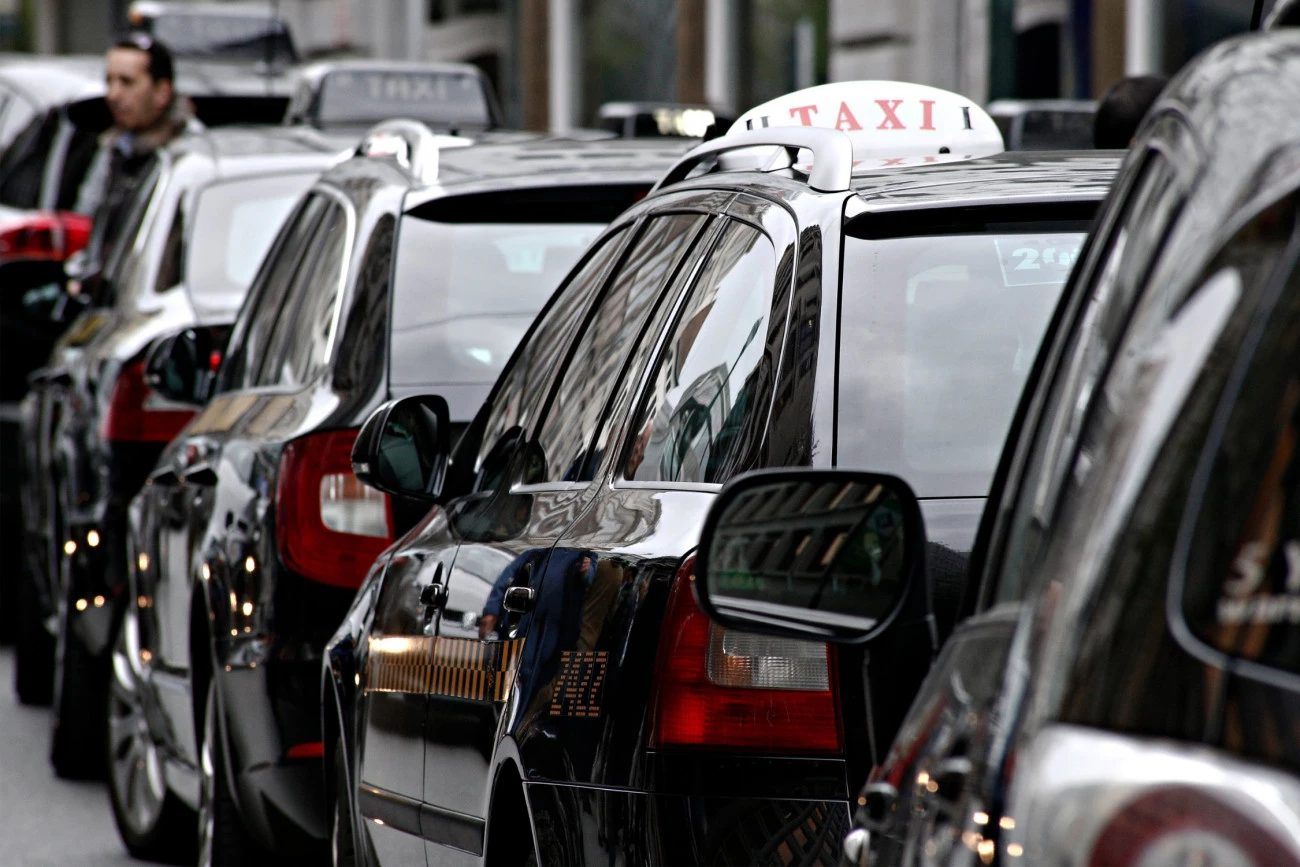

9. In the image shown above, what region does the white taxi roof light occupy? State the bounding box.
[729,81,1005,162]
[355,118,475,183]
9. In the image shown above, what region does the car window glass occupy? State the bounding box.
[993,152,1183,604]
[473,225,629,489]
[0,110,54,208]
[1177,191,1300,676]
[334,215,396,392]
[154,198,185,293]
[184,171,318,316]
[100,158,165,306]
[625,220,779,485]
[259,202,348,387]
[219,193,325,391]
[530,213,708,484]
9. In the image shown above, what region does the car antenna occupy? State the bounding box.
[1251,0,1265,29]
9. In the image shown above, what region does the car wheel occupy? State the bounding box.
[331,737,358,867]
[107,609,194,860]
[50,564,105,778]
[198,678,263,867]
[13,568,54,705]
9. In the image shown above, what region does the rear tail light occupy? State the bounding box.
[649,555,842,753]
[1007,725,1300,866]
[0,211,91,262]
[101,360,196,443]
[277,429,394,589]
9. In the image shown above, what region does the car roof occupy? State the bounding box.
[129,1,283,19]
[847,151,1120,212]
[0,58,104,106]
[294,59,487,86]
[398,137,693,208]
[161,125,340,180]
[986,99,1097,115]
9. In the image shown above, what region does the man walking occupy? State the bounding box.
[71,33,198,291]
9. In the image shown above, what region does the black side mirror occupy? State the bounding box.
[143,328,216,406]
[352,395,451,501]
[694,469,927,644]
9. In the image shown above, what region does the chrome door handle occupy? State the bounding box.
[502,586,535,614]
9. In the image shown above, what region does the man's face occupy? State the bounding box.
[105,48,171,132]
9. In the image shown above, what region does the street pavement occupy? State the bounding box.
[0,646,142,866]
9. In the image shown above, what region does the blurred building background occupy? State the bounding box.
[1,0,1258,128]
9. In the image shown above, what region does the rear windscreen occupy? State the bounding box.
[185,172,316,317]
[316,70,490,129]
[146,13,296,64]
[838,204,1095,497]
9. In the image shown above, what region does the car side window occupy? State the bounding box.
[217,193,325,392]
[624,219,779,485]
[471,225,630,490]
[257,201,347,387]
[154,198,185,293]
[528,213,709,484]
[334,215,396,392]
[992,150,1185,604]
[1176,190,1300,677]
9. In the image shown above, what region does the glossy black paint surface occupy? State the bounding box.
[119,139,687,855]
[858,31,1300,865]
[327,150,1117,865]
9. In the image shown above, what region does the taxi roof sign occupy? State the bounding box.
[730,81,1004,162]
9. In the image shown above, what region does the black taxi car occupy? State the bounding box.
[327,81,1117,866]
[115,126,686,864]
[14,127,335,775]
[693,31,1300,867]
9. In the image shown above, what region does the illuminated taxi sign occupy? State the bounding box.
[730,81,1004,162]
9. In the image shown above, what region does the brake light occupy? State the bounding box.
[277,429,394,589]
[101,360,196,443]
[649,555,842,753]
[0,211,91,262]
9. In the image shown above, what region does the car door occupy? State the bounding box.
[417,210,714,861]
[359,218,634,860]
[860,136,1194,867]
[136,192,328,758]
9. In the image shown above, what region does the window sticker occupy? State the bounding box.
[994,234,1084,287]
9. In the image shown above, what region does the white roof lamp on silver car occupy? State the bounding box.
[350,118,475,184]
[663,80,1006,192]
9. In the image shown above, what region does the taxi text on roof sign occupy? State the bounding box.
[731,81,1005,165]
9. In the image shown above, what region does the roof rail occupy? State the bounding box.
[652,126,854,194]
[355,118,451,183]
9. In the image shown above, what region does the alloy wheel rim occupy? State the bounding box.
[197,684,217,867]
[108,614,165,834]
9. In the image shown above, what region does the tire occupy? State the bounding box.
[50,567,106,779]
[13,569,54,705]
[198,678,265,867]
[331,737,358,867]
[106,610,195,862]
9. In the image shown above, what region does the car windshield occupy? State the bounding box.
[838,209,1092,497]
[147,13,296,64]
[185,172,316,317]
[389,218,604,387]
[316,70,491,129]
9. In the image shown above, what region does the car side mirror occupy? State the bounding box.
[143,328,216,405]
[352,395,451,501]
[694,469,927,644]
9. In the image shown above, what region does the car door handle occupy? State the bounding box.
[502,586,535,614]
[933,756,972,804]
[181,464,218,486]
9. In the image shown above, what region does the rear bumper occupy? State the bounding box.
[525,783,850,866]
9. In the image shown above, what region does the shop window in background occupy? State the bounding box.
[581,0,678,121]
[741,0,826,110]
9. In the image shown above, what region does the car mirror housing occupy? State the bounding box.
[143,328,213,406]
[352,395,451,502]
[694,469,928,644]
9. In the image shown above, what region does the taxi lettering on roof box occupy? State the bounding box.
[731,81,1005,166]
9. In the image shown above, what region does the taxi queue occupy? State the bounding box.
[4,29,1300,867]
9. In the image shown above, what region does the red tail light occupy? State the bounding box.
[101,360,196,443]
[277,429,394,589]
[649,555,842,754]
[0,211,91,262]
